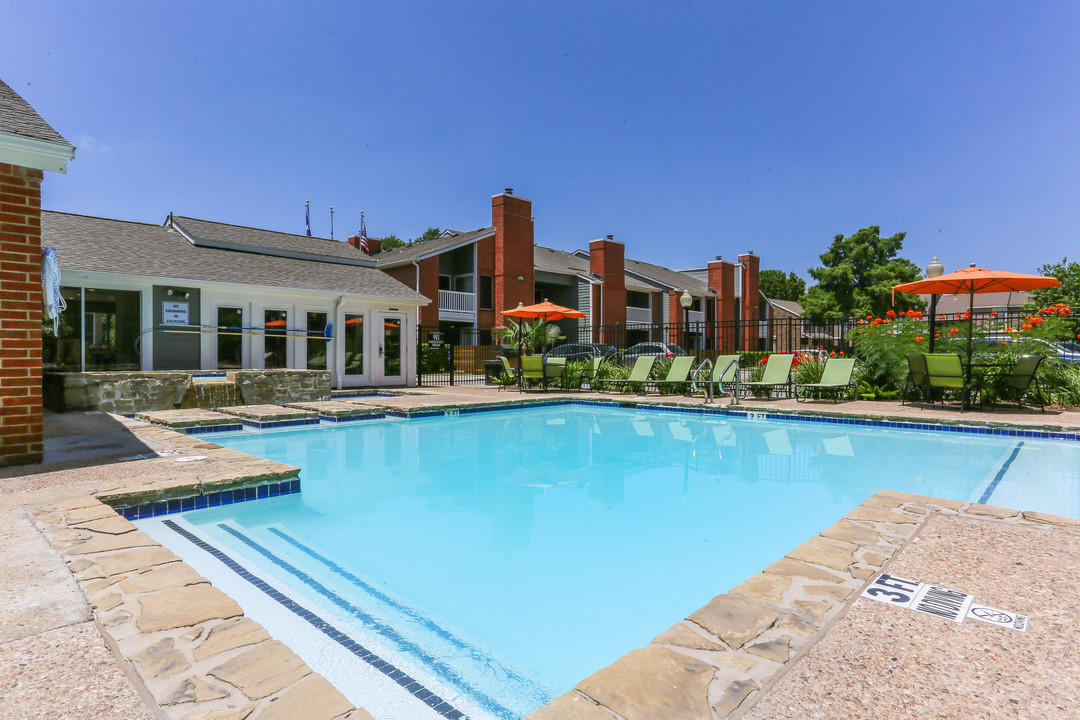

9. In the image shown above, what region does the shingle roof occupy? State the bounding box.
[375,227,495,267]
[42,211,426,303]
[172,215,373,265]
[932,291,1030,314]
[766,298,805,316]
[624,257,713,296]
[534,245,592,276]
[0,79,70,145]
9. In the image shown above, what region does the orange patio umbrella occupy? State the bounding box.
[500,300,586,369]
[893,264,1061,402]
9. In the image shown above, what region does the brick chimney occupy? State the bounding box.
[492,189,534,314]
[347,235,381,255]
[708,257,737,351]
[589,235,626,329]
[738,251,760,351]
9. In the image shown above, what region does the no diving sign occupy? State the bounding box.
[862,573,1027,632]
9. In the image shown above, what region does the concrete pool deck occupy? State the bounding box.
[2,391,1079,719]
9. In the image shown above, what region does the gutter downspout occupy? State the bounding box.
[335,294,346,390]
[413,260,422,328]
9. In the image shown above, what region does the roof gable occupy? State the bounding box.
[375,227,495,267]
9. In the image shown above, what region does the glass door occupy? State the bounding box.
[382,315,403,383]
[344,313,365,382]
[306,311,329,370]
[217,307,244,369]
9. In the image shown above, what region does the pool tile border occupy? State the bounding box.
[114,478,302,520]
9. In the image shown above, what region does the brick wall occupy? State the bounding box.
[0,162,44,466]
[709,259,737,351]
[475,234,496,330]
[589,238,626,328]
[384,261,439,327]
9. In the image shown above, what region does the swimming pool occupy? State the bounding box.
[138,404,1080,719]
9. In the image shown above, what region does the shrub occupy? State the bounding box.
[793,357,826,385]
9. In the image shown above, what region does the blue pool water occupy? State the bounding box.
[145,406,1080,719]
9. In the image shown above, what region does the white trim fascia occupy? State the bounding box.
[377,230,495,268]
[0,132,75,173]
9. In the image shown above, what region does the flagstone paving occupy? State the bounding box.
[215,405,317,422]
[4,388,1080,720]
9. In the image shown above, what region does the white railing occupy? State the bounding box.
[687,310,705,324]
[439,290,476,315]
[626,306,652,324]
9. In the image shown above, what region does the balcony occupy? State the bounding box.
[626,306,652,326]
[439,289,476,322]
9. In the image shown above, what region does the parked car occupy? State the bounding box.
[614,342,685,365]
[981,336,1080,363]
[543,342,617,362]
[796,348,828,360]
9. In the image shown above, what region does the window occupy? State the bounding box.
[264,309,288,369]
[217,307,243,369]
[453,275,474,293]
[627,291,651,309]
[306,312,328,370]
[479,275,494,310]
[42,287,140,371]
[439,275,451,291]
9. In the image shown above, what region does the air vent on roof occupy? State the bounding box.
[505,188,514,195]
[606,234,614,240]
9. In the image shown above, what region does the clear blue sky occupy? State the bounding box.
[4,1,1078,279]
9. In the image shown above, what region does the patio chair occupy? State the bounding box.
[994,355,1046,412]
[497,356,517,392]
[651,356,695,395]
[580,356,604,392]
[741,354,795,398]
[923,353,982,409]
[593,356,655,394]
[520,355,545,391]
[901,353,928,405]
[794,357,856,403]
[544,357,566,389]
[709,354,743,397]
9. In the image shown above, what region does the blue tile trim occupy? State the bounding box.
[112,479,300,520]
[266,528,541,694]
[240,417,321,430]
[215,523,514,720]
[320,411,386,423]
[978,441,1025,505]
[181,423,244,435]
[160,521,471,720]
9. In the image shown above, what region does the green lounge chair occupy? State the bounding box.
[923,353,981,409]
[520,355,545,391]
[651,356,695,394]
[709,354,742,396]
[742,354,795,398]
[901,353,928,405]
[795,357,856,402]
[994,355,1046,411]
[594,356,655,394]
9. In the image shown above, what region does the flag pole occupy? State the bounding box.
[330,205,335,240]
[305,200,311,237]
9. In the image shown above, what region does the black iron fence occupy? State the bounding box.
[416,307,1079,386]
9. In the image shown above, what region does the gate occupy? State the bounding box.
[417,326,502,386]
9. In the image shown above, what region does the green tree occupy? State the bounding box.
[411,227,442,245]
[378,234,406,250]
[1028,258,1080,308]
[758,269,806,302]
[802,226,925,320]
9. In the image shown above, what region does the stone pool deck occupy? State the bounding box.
[2,389,1080,719]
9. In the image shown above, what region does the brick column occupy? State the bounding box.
[492,190,534,318]
[739,252,760,352]
[589,237,626,347]
[0,162,45,466]
[709,259,737,352]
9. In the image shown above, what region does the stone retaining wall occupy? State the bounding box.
[45,372,193,414]
[234,370,331,405]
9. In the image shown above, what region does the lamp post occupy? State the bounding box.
[925,257,944,353]
[680,289,693,351]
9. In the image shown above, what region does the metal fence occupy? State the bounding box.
[416,307,1078,386]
